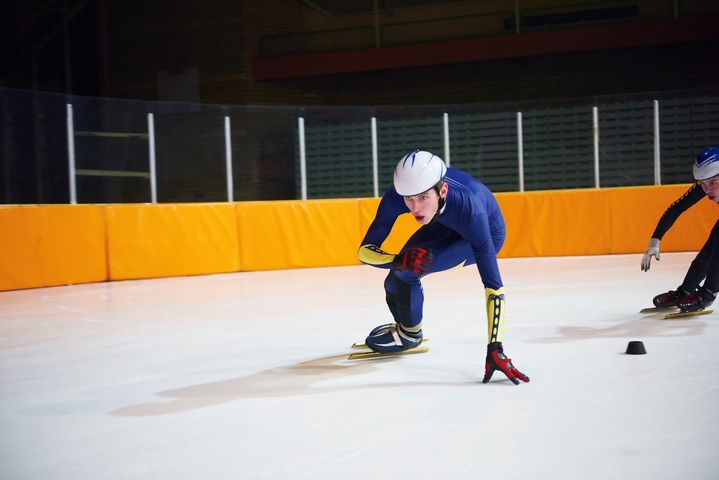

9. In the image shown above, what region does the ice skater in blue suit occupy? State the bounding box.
[358,150,529,384]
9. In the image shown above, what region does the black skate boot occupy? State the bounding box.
[652,288,689,308]
[677,287,716,312]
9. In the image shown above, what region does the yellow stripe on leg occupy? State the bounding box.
[485,287,505,344]
[445,260,467,272]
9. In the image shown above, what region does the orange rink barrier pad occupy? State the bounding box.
[0,184,716,291]
[0,205,107,290]
[105,203,240,281]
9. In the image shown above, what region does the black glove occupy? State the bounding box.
[482,342,529,385]
[393,247,433,275]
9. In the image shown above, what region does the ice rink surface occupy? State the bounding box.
[1,252,718,479]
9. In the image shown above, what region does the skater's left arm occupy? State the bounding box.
[464,215,529,384]
[463,214,505,345]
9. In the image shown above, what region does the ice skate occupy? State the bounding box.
[652,288,688,308]
[348,323,428,359]
[677,287,716,313]
[365,322,423,352]
[641,287,715,318]
[640,288,687,313]
[351,337,429,349]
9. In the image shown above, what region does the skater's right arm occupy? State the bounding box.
[358,188,408,268]
[651,183,705,239]
[641,183,705,271]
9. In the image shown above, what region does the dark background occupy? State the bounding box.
[3,0,718,104]
[1,0,718,204]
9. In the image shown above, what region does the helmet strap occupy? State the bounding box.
[436,187,446,211]
[430,184,446,223]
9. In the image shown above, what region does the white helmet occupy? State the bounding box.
[393,150,447,196]
[694,147,719,181]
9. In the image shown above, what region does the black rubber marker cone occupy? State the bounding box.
[626,341,647,355]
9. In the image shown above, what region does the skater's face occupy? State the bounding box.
[403,183,448,225]
[699,175,719,202]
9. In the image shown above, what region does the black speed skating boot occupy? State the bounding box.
[652,288,689,308]
[677,287,716,312]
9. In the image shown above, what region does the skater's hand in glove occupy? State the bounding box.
[482,342,529,385]
[640,238,661,272]
[393,247,433,275]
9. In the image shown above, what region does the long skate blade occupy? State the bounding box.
[348,347,429,360]
[664,309,713,320]
[640,307,678,313]
[351,338,429,349]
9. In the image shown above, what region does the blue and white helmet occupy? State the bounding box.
[393,150,447,196]
[694,147,719,181]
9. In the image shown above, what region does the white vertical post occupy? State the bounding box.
[371,116,379,197]
[147,113,157,203]
[593,106,600,188]
[653,100,661,185]
[66,103,77,204]
[517,111,524,192]
[224,116,234,202]
[443,112,451,167]
[298,116,307,200]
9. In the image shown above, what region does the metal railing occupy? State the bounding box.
[1,87,718,204]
